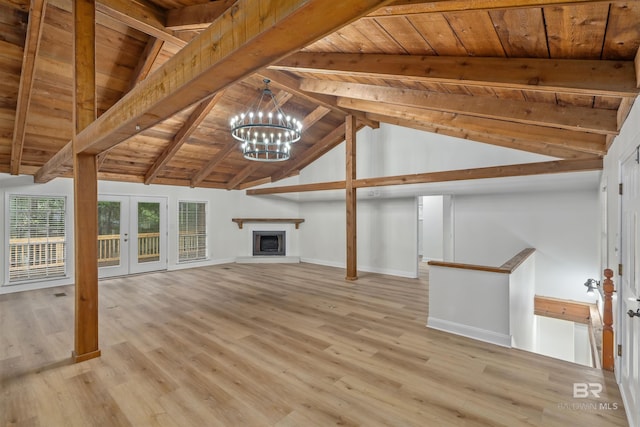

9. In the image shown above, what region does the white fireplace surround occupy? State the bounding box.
[235,223,300,264]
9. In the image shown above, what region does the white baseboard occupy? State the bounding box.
[168,258,235,271]
[236,256,300,264]
[300,258,345,269]
[300,258,417,278]
[427,317,512,348]
[359,264,417,279]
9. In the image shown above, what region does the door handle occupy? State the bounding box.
[628,309,640,318]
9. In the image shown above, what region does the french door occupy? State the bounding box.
[620,148,640,427]
[98,195,167,278]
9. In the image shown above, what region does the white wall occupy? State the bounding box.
[428,266,511,347]
[1,176,299,293]
[300,197,418,278]
[534,316,592,367]
[453,189,600,302]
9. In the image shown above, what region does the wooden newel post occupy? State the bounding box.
[602,268,614,371]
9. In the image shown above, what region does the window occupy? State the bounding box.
[8,195,67,283]
[178,201,206,262]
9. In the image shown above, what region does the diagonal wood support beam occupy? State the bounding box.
[35,0,394,183]
[190,142,237,187]
[144,91,225,184]
[227,163,262,190]
[10,0,47,175]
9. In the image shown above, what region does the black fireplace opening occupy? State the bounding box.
[253,231,286,256]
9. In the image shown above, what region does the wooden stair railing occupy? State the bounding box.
[602,268,614,371]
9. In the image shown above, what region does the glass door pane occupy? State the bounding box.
[130,196,167,275]
[98,201,121,268]
[98,196,129,278]
[137,202,160,264]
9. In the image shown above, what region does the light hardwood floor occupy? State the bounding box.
[0,263,629,426]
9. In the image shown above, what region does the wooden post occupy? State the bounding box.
[345,115,357,280]
[602,268,614,371]
[72,0,100,363]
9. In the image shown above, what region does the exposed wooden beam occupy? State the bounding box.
[238,177,272,190]
[166,0,235,31]
[10,0,47,175]
[302,106,332,129]
[354,158,602,188]
[127,38,164,92]
[258,70,379,129]
[247,158,602,195]
[271,124,346,182]
[340,98,606,157]
[303,79,617,135]
[617,97,635,130]
[635,44,640,88]
[345,115,358,281]
[72,0,100,364]
[144,91,224,184]
[534,295,592,324]
[247,180,346,195]
[227,163,262,190]
[273,52,639,98]
[96,0,186,47]
[190,142,237,187]
[366,113,599,160]
[369,0,628,17]
[36,0,393,182]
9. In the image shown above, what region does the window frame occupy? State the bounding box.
[5,193,70,285]
[177,200,208,263]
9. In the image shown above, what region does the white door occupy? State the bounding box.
[620,147,640,427]
[98,196,167,278]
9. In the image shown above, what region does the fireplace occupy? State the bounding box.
[253,231,286,256]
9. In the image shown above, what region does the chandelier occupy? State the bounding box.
[230,79,302,161]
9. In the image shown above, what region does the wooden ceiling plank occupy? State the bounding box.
[35,0,394,183]
[189,142,238,187]
[489,8,548,58]
[445,10,506,57]
[272,53,639,97]
[369,0,622,17]
[127,38,164,92]
[166,0,236,31]
[10,0,47,175]
[96,0,187,48]
[544,2,609,59]
[301,78,618,135]
[603,2,640,60]
[144,91,225,184]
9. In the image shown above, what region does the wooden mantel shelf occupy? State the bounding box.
[232,218,305,229]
